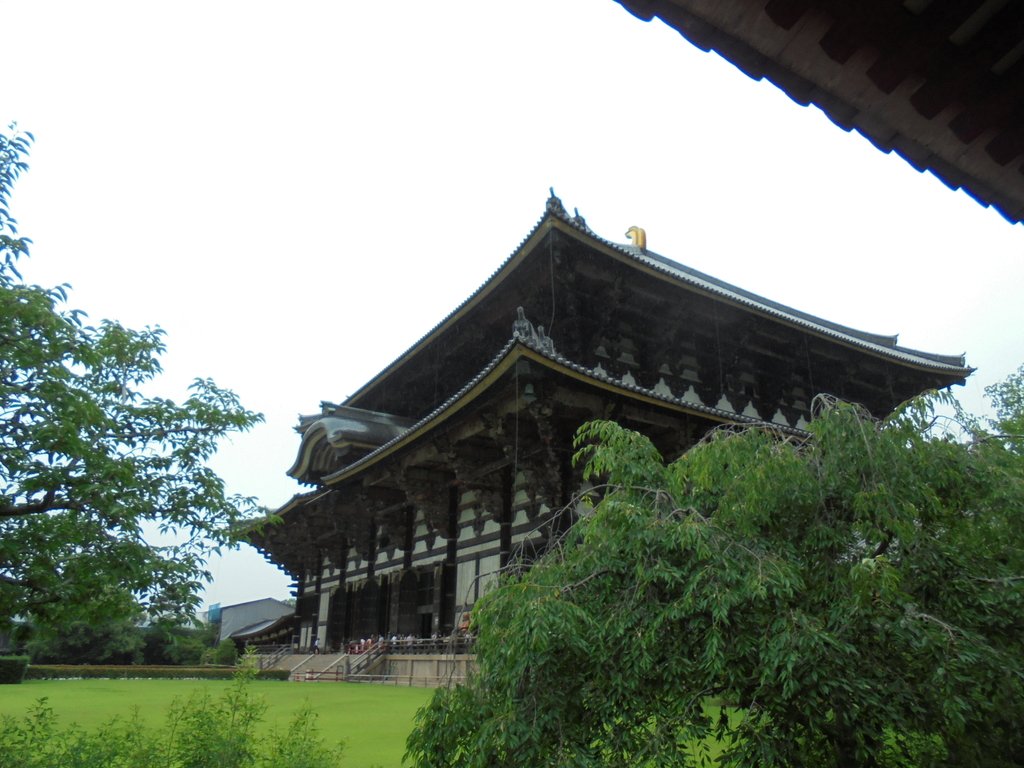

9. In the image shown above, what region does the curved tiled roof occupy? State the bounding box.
[288,410,417,480]
[559,207,970,372]
[343,194,969,413]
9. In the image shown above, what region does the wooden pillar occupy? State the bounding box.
[440,486,459,635]
[500,466,513,569]
[360,519,379,638]
[392,507,415,634]
[403,506,414,570]
[311,550,323,649]
[327,537,348,650]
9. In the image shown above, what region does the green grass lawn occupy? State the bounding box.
[0,679,434,768]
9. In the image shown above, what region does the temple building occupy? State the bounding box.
[248,193,971,652]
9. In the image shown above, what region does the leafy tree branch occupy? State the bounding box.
[409,380,1024,767]
[0,126,263,629]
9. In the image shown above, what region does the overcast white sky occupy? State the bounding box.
[4,0,1022,609]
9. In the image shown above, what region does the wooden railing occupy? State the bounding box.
[346,636,475,657]
[292,637,477,684]
[346,641,388,677]
[313,670,468,687]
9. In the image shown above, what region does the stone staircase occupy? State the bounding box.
[285,652,347,680]
[263,639,476,686]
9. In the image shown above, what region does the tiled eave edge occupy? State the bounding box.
[322,336,807,489]
[566,219,971,375]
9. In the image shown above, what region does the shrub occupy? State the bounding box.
[260,704,345,768]
[213,638,238,666]
[0,655,29,684]
[24,664,288,681]
[0,702,162,768]
[0,666,342,768]
[163,668,266,768]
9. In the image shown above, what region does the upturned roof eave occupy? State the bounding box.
[287,409,418,480]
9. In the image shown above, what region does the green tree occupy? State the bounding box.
[211,638,239,666]
[986,366,1024,453]
[26,615,144,665]
[408,383,1024,767]
[0,126,263,630]
[141,619,219,665]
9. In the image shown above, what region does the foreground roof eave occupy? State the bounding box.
[287,409,418,479]
[611,0,1024,225]
[324,337,806,487]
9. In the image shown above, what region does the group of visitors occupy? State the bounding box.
[306,629,475,656]
[344,632,445,654]
[346,634,387,654]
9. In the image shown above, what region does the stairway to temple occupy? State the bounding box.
[284,653,347,680]
[265,641,476,685]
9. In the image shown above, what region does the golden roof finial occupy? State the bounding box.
[625,226,647,251]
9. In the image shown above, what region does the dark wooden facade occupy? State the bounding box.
[249,193,971,651]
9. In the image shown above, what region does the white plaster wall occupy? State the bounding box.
[478,554,500,596]
[456,558,477,607]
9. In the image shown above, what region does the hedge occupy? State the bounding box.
[24,665,290,681]
[0,656,30,684]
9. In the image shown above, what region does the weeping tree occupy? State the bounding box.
[1,126,263,629]
[408,381,1024,768]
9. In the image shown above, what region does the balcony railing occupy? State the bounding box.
[345,636,475,656]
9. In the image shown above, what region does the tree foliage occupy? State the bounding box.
[25,615,145,665]
[0,126,263,629]
[141,619,219,666]
[408,382,1024,767]
[21,614,217,666]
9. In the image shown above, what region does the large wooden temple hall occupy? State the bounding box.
[248,192,971,653]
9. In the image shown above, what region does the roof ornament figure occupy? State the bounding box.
[545,187,567,216]
[626,225,647,251]
[571,207,589,230]
[513,306,534,340]
[512,307,556,355]
[535,326,556,356]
